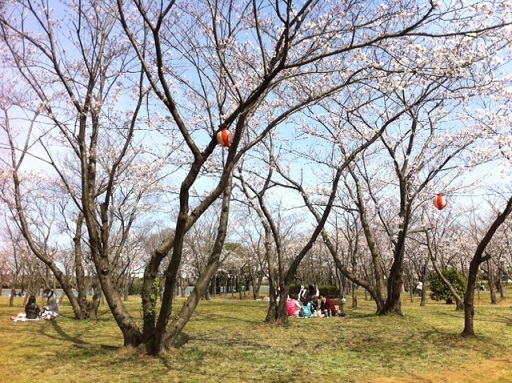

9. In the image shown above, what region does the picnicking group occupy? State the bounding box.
[10,288,60,322]
[11,284,343,322]
[287,284,346,318]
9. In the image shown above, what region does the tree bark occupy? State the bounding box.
[164,260,221,351]
[161,174,234,353]
[462,196,512,336]
[348,169,386,311]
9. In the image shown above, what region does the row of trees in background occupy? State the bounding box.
[1,0,512,355]
[4,199,511,303]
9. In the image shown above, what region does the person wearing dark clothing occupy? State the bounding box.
[308,284,319,298]
[298,285,308,304]
[25,295,40,319]
[306,284,320,311]
[319,294,338,317]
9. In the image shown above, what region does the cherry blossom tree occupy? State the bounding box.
[236,143,313,323]
[313,3,512,315]
[327,205,366,309]
[1,0,511,356]
[462,194,512,335]
[483,222,512,300]
[0,0,171,327]
[0,221,26,306]
[115,0,457,349]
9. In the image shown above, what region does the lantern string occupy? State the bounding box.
[434,193,505,197]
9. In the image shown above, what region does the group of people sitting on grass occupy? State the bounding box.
[287,284,345,318]
[11,288,60,322]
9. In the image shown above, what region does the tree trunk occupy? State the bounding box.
[74,213,92,319]
[488,262,497,304]
[497,279,505,299]
[462,196,512,336]
[351,283,358,309]
[252,273,263,300]
[141,240,172,344]
[418,261,428,307]
[153,172,234,355]
[266,284,290,326]
[95,250,142,346]
[420,283,427,307]
[9,287,16,307]
[264,231,280,323]
[151,262,179,354]
[379,228,406,316]
[265,287,280,323]
[86,294,100,320]
[163,259,222,348]
[408,273,414,303]
[381,263,403,316]
[462,262,478,337]
[349,167,387,308]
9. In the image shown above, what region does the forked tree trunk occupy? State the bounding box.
[355,186,387,307]
[153,173,234,355]
[380,263,403,316]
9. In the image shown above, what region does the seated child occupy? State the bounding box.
[300,299,313,318]
[286,294,302,317]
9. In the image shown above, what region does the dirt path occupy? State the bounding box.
[368,353,512,383]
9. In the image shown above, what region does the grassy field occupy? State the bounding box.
[1,291,512,383]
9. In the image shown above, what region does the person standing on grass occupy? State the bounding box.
[415,281,423,296]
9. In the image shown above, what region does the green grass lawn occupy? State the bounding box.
[1,292,512,383]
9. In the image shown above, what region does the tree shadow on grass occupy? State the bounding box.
[343,311,376,319]
[420,325,508,356]
[479,314,512,327]
[171,332,190,348]
[38,319,118,351]
[56,308,113,322]
[192,310,262,325]
[422,327,461,341]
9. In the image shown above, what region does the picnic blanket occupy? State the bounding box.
[10,313,40,322]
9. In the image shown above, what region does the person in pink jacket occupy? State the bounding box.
[286,294,302,317]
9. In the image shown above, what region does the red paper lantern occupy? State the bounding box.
[433,193,447,210]
[216,126,232,147]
